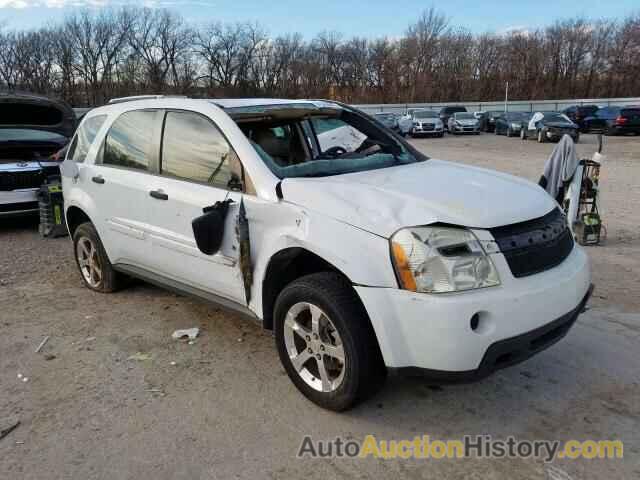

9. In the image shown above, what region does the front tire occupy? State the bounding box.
[274,272,385,411]
[537,129,546,143]
[73,222,123,293]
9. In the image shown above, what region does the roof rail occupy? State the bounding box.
[107,95,188,105]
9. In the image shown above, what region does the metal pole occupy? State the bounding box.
[504,82,509,112]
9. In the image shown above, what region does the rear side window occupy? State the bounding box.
[161,111,240,190]
[68,115,107,163]
[103,110,156,171]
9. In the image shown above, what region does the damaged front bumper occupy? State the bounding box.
[355,244,591,380]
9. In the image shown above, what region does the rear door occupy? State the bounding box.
[82,109,162,268]
[144,109,247,303]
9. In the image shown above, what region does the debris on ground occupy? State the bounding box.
[44,354,56,361]
[128,352,153,361]
[171,327,199,341]
[0,421,20,442]
[35,335,50,353]
[16,373,28,382]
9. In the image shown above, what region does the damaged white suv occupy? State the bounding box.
[61,97,592,411]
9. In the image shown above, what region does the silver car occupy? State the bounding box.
[0,93,75,217]
[448,112,480,135]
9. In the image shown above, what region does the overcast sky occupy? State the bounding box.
[0,0,638,37]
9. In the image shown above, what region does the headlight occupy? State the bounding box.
[413,121,420,126]
[390,226,501,293]
[511,122,520,129]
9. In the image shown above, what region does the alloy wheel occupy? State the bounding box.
[76,236,102,288]
[283,302,346,393]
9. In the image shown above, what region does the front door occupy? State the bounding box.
[145,110,247,304]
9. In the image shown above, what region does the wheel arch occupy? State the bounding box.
[261,247,356,331]
[65,205,93,237]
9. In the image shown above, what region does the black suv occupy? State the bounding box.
[562,105,600,132]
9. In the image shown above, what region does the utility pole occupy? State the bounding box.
[504,82,509,112]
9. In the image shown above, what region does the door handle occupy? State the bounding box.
[91,176,105,184]
[149,190,168,200]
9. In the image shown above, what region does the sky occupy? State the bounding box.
[0,0,637,36]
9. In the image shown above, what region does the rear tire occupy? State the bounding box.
[73,222,123,293]
[274,272,385,411]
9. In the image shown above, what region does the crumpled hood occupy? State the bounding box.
[281,159,557,238]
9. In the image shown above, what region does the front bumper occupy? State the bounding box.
[355,244,591,375]
[412,126,443,135]
[451,125,479,133]
[390,285,592,382]
[0,189,39,217]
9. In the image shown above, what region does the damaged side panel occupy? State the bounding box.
[241,195,398,319]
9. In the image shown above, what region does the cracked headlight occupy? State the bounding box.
[390,226,501,293]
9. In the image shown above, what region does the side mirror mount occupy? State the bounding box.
[191,199,233,255]
[60,159,80,179]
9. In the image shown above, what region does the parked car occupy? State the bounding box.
[473,111,485,120]
[494,112,532,137]
[405,109,444,137]
[562,105,600,132]
[373,112,399,132]
[479,110,504,133]
[521,111,580,143]
[0,92,75,217]
[60,96,592,411]
[439,106,467,131]
[587,106,640,136]
[447,112,480,134]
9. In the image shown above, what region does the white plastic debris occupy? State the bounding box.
[170,361,177,366]
[17,373,23,379]
[22,377,29,383]
[171,328,199,341]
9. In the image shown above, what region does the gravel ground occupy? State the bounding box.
[1,133,639,479]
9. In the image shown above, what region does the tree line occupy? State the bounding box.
[0,7,639,107]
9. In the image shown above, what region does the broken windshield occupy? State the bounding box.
[232,104,427,179]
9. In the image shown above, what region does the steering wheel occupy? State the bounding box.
[322,146,348,158]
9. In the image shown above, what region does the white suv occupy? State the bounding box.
[61,97,592,411]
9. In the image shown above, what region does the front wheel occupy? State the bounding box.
[537,129,546,143]
[506,128,513,137]
[274,272,385,411]
[520,128,527,140]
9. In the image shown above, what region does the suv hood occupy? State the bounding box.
[0,92,76,138]
[281,159,556,238]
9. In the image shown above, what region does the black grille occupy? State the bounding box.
[489,208,574,278]
[0,170,46,191]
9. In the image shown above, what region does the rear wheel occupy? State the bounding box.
[274,272,385,411]
[520,128,527,140]
[506,127,513,137]
[73,222,123,293]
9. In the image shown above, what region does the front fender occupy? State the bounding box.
[246,198,398,317]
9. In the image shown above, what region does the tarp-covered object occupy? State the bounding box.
[539,134,579,203]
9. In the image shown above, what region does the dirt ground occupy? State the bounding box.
[1,133,639,479]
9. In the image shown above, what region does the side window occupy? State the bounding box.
[103,110,156,171]
[161,111,241,190]
[69,114,107,163]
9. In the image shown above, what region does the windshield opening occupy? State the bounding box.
[234,106,427,179]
